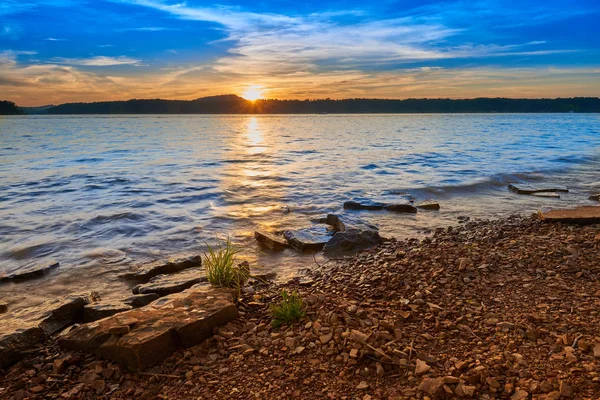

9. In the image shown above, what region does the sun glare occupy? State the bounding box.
[242,85,264,101]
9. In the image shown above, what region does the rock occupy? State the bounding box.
[356,381,369,390]
[0,302,7,313]
[344,200,387,210]
[384,203,418,213]
[283,229,330,252]
[323,229,382,256]
[84,301,133,322]
[59,285,238,371]
[419,377,444,397]
[133,268,207,297]
[108,325,130,335]
[508,183,568,195]
[511,390,529,400]
[415,359,431,375]
[319,333,333,344]
[254,231,288,251]
[0,261,59,283]
[414,200,440,210]
[122,293,160,308]
[540,206,600,225]
[590,194,600,201]
[122,255,201,281]
[559,381,573,397]
[455,383,476,397]
[0,292,97,368]
[93,379,106,394]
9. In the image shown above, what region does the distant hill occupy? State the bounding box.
[0,100,24,115]
[17,95,600,114]
[21,105,55,114]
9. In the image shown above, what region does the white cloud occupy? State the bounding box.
[52,56,144,66]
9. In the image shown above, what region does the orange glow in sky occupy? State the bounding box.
[242,85,264,101]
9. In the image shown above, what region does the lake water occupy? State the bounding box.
[1,114,599,309]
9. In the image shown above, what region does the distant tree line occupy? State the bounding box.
[20,95,600,114]
[0,100,24,115]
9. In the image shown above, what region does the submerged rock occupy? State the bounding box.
[415,200,441,210]
[122,255,201,281]
[343,200,387,210]
[133,268,207,297]
[59,285,238,371]
[0,262,59,283]
[122,293,159,308]
[590,194,600,201]
[84,302,133,322]
[384,203,418,213]
[283,229,330,252]
[254,231,288,251]
[540,206,600,224]
[0,292,97,368]
[508,183,569,195]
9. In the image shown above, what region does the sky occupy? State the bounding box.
[1,0,599,106]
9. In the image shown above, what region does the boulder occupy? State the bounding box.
[0,292,97,368]
[84,302,133,322]
[540,206,600,225]
[590,194,600,201]
[323,229,382,256]
[0,262,59,283]
[59,285,238,371]
[254,231,288,251]
[283,229,330,252]
[122,255,201,281]
[508,183,568,195]
[415,200,440,210]
[122,293,159,308]
[344,200,387,210]
[385,203,418,213]
[133,268,207,297]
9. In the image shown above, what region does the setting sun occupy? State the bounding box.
[241,85,264,101]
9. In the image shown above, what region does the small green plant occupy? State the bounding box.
[203,236,249,291]
[271,290,305,327]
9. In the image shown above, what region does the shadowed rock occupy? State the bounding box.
[385,203,418,213]
[84,302,133,322]
[122,255,201,281]
[590,194,600,201]
[283,229,330,252]
[254,231,288,251]
[508,183,568,195]
[319,214,382,256]
[133,268,207,297]
[540,206,600,224]
[122,293,159,308]
[58,285,238,371]
[414,200,441,210]
[344,200,387,210]
[0,292,98,368]
[0,262,59,283]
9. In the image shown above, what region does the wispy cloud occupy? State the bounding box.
[45,37,66,41]
[52,56,144,66]
[118,26,179,32]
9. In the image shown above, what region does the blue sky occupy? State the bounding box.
[1,0,599,105]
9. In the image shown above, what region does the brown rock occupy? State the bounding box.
[419,377,444,397]
[123,255,201,281]
[511,389,529,400]
[319,333,333,344]
[559,381,573,398]
[84,301,133,322]
[93,379,106,394]
[415,359,431,375]
[0,302,7,313]
[254,231,288,251]
[540,206,600,225]
[108,325,131,335]
[415,200,440,210]
[455,383,476,397]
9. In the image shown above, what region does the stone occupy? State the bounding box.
[415,359,431,375]
[559,381,573,398]
[323,229,382,256]
[122,293,160,308]
[590,194,600,201]
[344,200,387,210]
[455,383,476,397]
[0,292,97,368]
[319,333,333,344]
[254,231,288,251]
[0,302,7,313]
[384,203,418,213]
[59,285,238,371]
[419,377,444,397]
[84,301,133,322]
[108,325,130,335]
[356,381,369,390]
[414,200,440,210]
[283,229,329,252]
[511,390,529,400]
[540,206,600,225]
[133,268,208,297]
[508,183,568,195]
[122,255,201,281]
[0,261,59,283]
[93,379,106,394]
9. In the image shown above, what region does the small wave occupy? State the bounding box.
[87,212,145,224]
[74,157,104,163]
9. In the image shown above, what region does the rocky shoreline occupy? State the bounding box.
[0,212,599,399]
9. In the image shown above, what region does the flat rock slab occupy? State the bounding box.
[0,262,59,283]
[415,200,441,210]
[84,302,133,322]
[540,206,600,225]
[254,231,288,251]
[122,255,201,281]
[344,200,387,210]
[133,268,207,297]
[0,292,97,368]
[508,183,569,195]
[122,293,160,308]
[59,285,238,371]
[283,229,330,252]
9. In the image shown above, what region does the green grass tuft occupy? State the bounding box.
[203,236,249,291]
[271,290,305,327]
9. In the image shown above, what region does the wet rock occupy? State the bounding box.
[415,200,441,210]
[384,203,418,213]
[508,183,568,195]
[0,292,97,368]
[0,261,59,283]
[0,302,7,313]
[323,229,382,256]
[540,206,600,225]
[589,194,600,201]
[283,230,329,252]
[133,268,207,297]
[84,301,133,322]
[122,255,201,281]
[59,285,238,371]
[122,293,160,308]
[344,200,387,210]
[254,231,288,251]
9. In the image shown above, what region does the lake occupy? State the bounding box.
[1,114,599,308]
